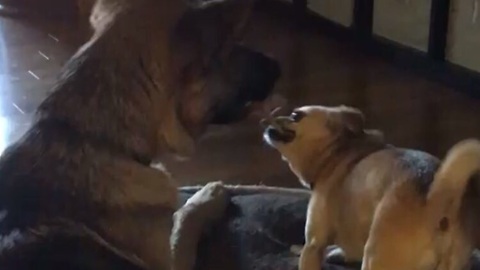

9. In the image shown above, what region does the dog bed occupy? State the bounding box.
[178,190,354,270]
[178,188,480,270]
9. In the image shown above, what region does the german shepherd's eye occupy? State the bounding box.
[290,111,306,122]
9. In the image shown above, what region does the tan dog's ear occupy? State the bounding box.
[329,106,365,135]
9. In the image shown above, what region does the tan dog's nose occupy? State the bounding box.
[260,118,270,128]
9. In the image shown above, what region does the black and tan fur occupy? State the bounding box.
[0,0,281,269]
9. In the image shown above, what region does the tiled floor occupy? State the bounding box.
[1,9,480,188]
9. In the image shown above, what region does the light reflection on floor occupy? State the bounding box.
[0,18,14,154]
[0,15,80,156]
[0,117,9,154]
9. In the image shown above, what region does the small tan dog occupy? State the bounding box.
[263,105,480,270]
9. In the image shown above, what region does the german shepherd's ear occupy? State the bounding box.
[186,0,254,65]
[170,0,254,84]
[328,106,365,136]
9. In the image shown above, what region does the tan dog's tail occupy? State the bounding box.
[428,139,480,220]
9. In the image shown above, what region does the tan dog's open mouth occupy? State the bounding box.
[265,126,296,143]
[261,107,296,144]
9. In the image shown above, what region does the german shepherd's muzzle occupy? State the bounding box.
[209,45,280,124]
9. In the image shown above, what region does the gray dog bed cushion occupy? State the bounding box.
[178,191,357,270]
[178,190,480,270]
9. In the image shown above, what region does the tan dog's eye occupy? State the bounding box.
[290,111,306,122]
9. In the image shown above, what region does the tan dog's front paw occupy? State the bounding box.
[299,243,323,270]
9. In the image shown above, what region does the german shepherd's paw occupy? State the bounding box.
[184,181,229,223]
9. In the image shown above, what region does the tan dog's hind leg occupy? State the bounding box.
[299,192,331,270]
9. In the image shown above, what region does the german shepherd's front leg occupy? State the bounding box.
[172,182,229,270]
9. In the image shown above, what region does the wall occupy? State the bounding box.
[373,0,432,52]
[447,0,480,72]
[308,0,355,26]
